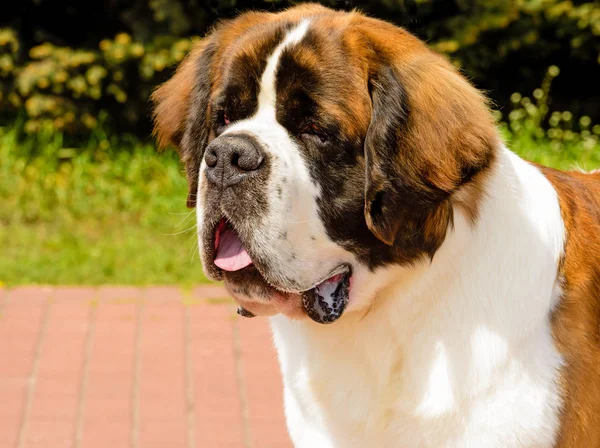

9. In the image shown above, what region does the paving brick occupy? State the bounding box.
[143,286,182,302]
[79,287,140,448]
[83,398,131,419]
[5,286,53,304]
[189,304,246,448]
[0,286,292,448]
[28,394,79,420]
[0,356,38,379]
[190,284,232,301]
[0,288,51,448]
[138,419,188,445]
[0,416,20,444]
[79,418,132,447]
[0,382,28,418]
[32,376,80,399]
[24,418,75,446]
[84,372,134,400]
[138,288,188,444]
[0,289,48,381]
[238,317,291,448]
[22,290,92,447]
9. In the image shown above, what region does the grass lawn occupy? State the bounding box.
[0,126,210,286]
[1,122,599,286]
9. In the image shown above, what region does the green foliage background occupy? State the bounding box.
[1,0,600,139]
[1,0,600,285]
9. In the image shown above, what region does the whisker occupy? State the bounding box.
[189,238,200,265]
[162,224,197,236]
[174,211,196,228]
[185,231,199,245]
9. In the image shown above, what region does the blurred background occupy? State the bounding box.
[0,3,599,447]
[1,0,600,286]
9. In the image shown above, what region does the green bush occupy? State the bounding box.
[497,66,600,170]
[1,26,194,134]
[1,0,599,140]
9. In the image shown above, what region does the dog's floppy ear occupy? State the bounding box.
[151,40,216,208]
[152,11,275,208]
[364,51,498,254]
[363,66,412,246]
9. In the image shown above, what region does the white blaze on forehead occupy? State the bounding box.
[220,17,318,196]
[213,17,353,290]
[257,20,311,110]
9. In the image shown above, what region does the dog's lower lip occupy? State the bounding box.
[298,264,352,294]
[301,264,352,324]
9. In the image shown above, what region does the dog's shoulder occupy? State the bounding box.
[536,164,600,447]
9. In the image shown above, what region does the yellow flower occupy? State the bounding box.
[115,33,131,45]
[24,120,39,133]
[99,39,111,51]
[435,40,460,53]
[113,48,125,60]
[54,71,68,83]
[82,114,97,129]
[25,97,40,116]
[29,44,52,59]
[37,78,50,89]
[131,43,145,57]
[8,92,20,107]
[548,65,560,77]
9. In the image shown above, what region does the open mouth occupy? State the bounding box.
[212,218,351,324]
[213,219,253,271]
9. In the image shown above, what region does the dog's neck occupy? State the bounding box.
[270,145,565,446]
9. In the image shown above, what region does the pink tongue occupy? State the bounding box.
[214,226,253,271]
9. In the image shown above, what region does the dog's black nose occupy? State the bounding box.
[204,135,264,189]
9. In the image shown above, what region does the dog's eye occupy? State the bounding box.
[215,110,231,135]
[300,122,328,143]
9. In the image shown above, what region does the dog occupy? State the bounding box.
[152,4,600,447]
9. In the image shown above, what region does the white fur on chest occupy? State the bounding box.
[270,147,565,448]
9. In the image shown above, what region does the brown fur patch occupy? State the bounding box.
[538,167,600,447]
[151,42,206,150]
[452,166,494,224]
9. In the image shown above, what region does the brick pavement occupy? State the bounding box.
[0,286,292,448]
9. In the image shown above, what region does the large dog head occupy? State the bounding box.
[152,4,499,324]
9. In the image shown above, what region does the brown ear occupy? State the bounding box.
[364,50,498,254]
[152,42,209,150]
[151,40,216,208]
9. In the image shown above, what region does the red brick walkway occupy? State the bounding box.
[0,286,292,448]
